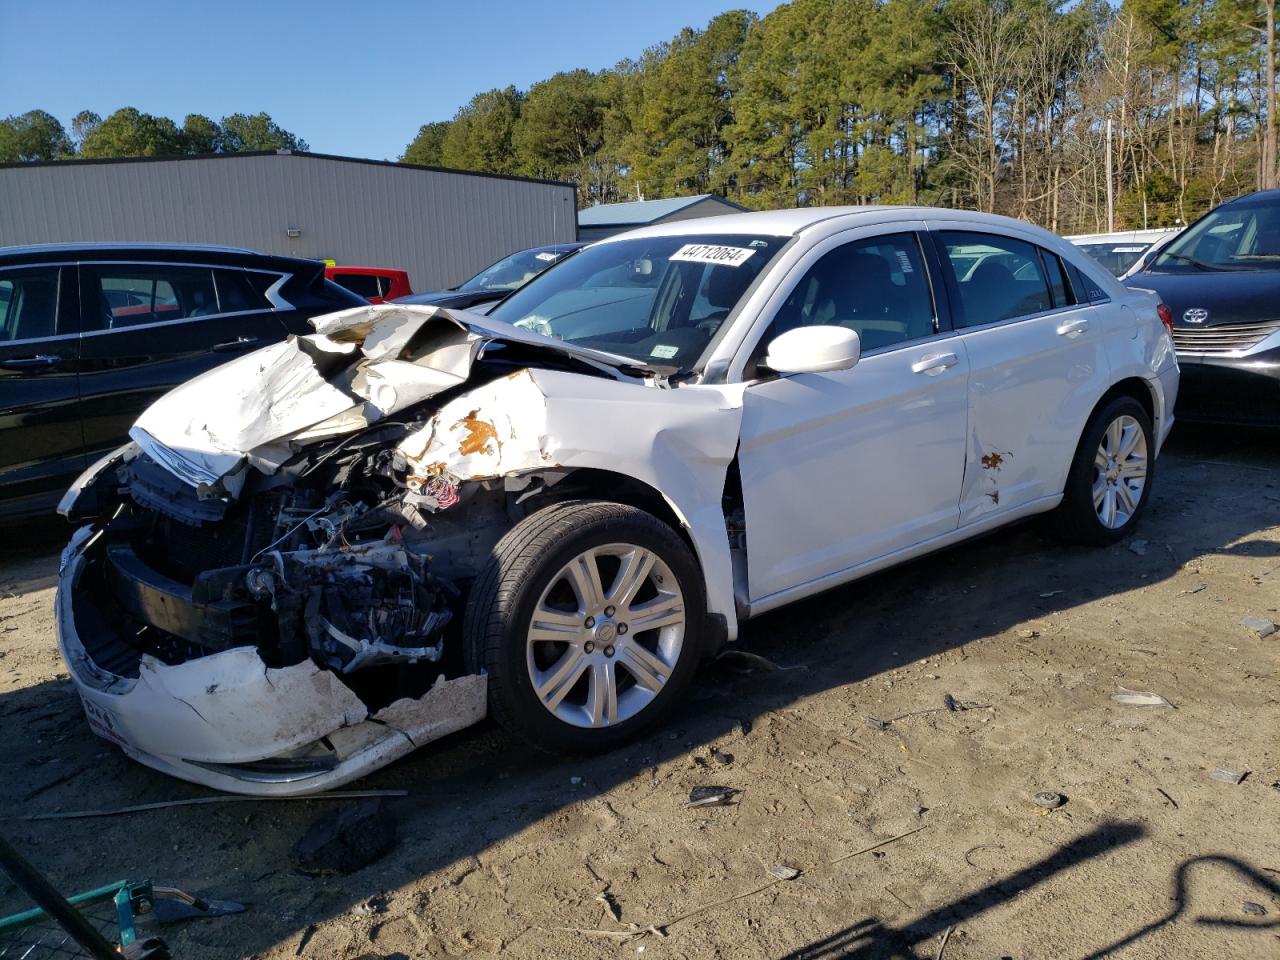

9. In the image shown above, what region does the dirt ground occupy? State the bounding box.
[2,424,1277,960]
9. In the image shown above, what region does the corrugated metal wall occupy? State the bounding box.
[0,152,578,290]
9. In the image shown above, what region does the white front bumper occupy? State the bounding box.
[56,530,486,797]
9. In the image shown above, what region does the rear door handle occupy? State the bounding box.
[911,352,959,375]
[1057,317,1089,337]
[0,355,61,370]
[212,336,261,353]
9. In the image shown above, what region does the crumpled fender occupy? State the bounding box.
[396,368,746,637]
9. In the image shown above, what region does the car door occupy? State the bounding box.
[77,261,292,462]
[928,225,1109,524]
[0,263,85,515]
[734,228,971,604]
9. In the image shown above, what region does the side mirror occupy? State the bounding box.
[764,325,861,375]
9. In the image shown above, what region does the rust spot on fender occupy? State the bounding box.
[981,451,1006,470]
[987,490,1000,504]
[454,410,500,457]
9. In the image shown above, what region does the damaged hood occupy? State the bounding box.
[130,304,645,489]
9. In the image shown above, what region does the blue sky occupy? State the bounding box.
[0,0,781,161]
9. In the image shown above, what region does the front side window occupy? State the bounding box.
[940,232,1053,326]
[488,234,789,371]
[1151,195,1280,272]
[0,267,59,341]
[88,265,218,330]
[757,232,938,356]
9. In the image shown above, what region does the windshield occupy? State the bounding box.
[1151,196,1280,272]
[486,233,789,372]
[1077,242,1151,277]
[458,247,574,292]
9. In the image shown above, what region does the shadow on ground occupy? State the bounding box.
[1,423,1277,957]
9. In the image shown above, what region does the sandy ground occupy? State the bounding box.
[1,424,1277,960]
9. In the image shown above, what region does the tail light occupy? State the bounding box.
[1156,303,1174,331]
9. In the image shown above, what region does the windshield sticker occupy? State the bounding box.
[1111,246,1145,253]
[650,344,680,359]
[670,244,757,267]
[894,250,914,273]
[534,252,558,262]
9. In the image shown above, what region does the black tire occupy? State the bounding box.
[1052,395,1155,545]
[463,500,706,754]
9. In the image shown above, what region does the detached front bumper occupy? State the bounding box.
[56,528,486,797]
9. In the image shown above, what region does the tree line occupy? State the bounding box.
[403,0,1280,234]
[0,108,307,162]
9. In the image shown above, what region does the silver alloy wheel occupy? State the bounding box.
[1092,414,1148,529]
[525,542,685,729]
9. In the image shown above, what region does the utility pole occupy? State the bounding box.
[1105,118,1115,231]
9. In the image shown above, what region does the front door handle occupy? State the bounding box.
[1057,317,1089,337]
[911,352,959,375]
[0,355,61,370]
[212,336,261,353]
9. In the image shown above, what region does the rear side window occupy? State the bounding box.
[762,232,937,354]
[939,231,1053,326]
[1040,250,1072,307]
[87,265,218,330]
[331,273,382,299]
[214,268,272,312]
[1068,261,1109,303]
[0,267,59,341]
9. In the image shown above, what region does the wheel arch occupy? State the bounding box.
[524,466,735,647]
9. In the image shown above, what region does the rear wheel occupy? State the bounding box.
[1052,395,1154,545]
[464,500,706,754]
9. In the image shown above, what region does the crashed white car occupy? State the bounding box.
[56,207,1179,795]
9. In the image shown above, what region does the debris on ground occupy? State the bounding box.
[151,889,247,924]
[686,786,740,808]
[1111,688,1173,707]
[1242,901,1267,916]
[1209,768,1248,785]
[712,649,807,672]
[290,799,398,876]
[1240,615,1278,638]
[866,694,990,730]
[1033,791,1066,809]
[1178,583,1207,596]
[767,864,800,881]
[711,748,734,765]
[1128,539,1149,556]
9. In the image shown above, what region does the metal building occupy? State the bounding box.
[577,194,748,242]
[0,150,578,290]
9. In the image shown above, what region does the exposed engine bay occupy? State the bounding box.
[57,305,745,794]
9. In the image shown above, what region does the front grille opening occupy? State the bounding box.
[1172,320,1280,355]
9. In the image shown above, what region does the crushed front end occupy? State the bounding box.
[54,305,618,795]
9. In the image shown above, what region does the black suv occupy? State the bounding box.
[0,243,365,518]
[1124,190,1280,424]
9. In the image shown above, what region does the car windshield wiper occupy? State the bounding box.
[1157,251,1251,272]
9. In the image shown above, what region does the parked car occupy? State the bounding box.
[1067,228,1182,277]
[1123,190,1280,424]
[56,208,1177,795]
[325,265,412,304]
[395,242,586,312]
[0,243,365,519]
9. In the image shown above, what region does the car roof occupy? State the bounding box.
[1065,229,1179,244]
[597,205,1063,242]
[523,242,587,254]
[326,265,408,275]
[0,241,321,271]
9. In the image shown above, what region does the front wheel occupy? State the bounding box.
[1052,395,1155,545]
[464,500,706,754]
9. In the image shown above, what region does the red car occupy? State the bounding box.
[325,265,412,304]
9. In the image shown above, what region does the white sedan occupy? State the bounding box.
[57,206,1180,794]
